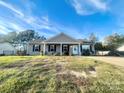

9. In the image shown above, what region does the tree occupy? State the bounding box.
[0,32,17,43]
[15,30,46,53]
[16,30,35,43]
[104,33,124,50]
[95,42,103,51]
[0,34,5,42]
[89,33,97,43]
[1,30,46,43]
[16,30,47,43]
[0,30,46,55]
[40,36,47,40]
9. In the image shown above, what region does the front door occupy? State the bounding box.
[72,45,78,55]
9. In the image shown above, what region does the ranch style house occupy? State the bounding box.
[27,33,95,56]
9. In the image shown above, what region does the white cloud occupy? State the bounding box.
[0,25,11,34]
[0,1,62,36]
[52,24,82,38]
[0,1,54,35]
[0,29,7,34]
[68,0,110,15]
[0,0,83,38]
[22,16,58,32]
[0,1,24,17]
[89,0,107,10]
[42,16,49,24]
[9,23,25,31]
[19,14,82,37]
[0,16,25,34]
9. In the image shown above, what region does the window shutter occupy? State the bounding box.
[80,45,82,52]
[62,45,63,52]
[68,45,69,51]
[48,45,50,52]
[39,45,41,52]
[33,45,35,52]
[54,45,56,52]
[90,45,92,51]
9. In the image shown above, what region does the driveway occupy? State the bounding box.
[87,56,124,67]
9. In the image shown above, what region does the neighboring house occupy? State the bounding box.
[117,45,124,52]
[96,51,110,56]
[27,33,95,56]
[0,42,16,55]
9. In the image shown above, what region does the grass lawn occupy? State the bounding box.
[0,56,124,93]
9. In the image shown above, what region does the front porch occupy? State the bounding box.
[28,33,95,56]
[44,43,81,56]
[28,43,95,56]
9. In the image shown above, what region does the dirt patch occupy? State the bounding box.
[55,62,96,89]
[57,70,90,87]
[56,64,63,72]
[0,59,35,69]
[2,63,25,69]
[56,61,97,93]
[83,66,97,77]
[27,58,44,63]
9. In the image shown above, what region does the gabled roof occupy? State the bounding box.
[45,32,78,43]
[28,33,93,44]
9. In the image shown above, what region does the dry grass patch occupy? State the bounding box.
[0,56,124,93]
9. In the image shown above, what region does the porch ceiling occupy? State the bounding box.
[45,42,79,44]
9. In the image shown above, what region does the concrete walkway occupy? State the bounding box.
[87,56,124,67]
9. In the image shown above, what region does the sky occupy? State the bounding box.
[0,0,124,40]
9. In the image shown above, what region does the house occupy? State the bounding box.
[27,33,95,56]
[117,45,124,52]
[0,42,16,55]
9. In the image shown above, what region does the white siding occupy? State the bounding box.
[27,44,44,55]
[56,45,60,53]
[0,43,16,55]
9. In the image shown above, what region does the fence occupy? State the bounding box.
[0,50,15,55]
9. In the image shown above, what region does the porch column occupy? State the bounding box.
[43,43,46,55]
[60,43,62,56]
[92,44,95,55]
[78,43,81,56]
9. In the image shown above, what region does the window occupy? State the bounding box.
[33,45,40,52]
[50,45,54,52]
[63,45,68,52]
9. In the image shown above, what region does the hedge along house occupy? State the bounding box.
[27,33,95,56]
